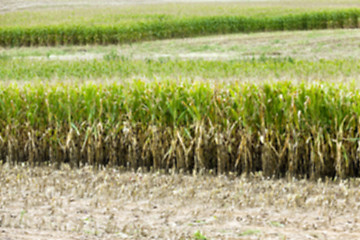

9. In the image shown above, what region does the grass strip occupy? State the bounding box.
[0,80,359,178]
[0,9,359,47]
[0,58,359,81]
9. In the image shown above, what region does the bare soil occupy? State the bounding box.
[0,165,360,240]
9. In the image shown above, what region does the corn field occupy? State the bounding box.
[0,9,359,47]
[0,80,359,178]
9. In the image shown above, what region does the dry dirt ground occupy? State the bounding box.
[0,165,360,240]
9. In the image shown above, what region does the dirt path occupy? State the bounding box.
[0,165,360,239]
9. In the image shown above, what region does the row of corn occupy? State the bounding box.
[0,9,359,47]
[0,80,359,178]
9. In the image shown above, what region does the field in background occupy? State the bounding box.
[1,0,360,239]
[1,29,360,81]
[1,9,360,47]
[2,0,360,25]
[1,0,360,47]
[2,29,360,60]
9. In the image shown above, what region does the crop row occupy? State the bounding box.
[0,9,359,47]
[0,80,360,178]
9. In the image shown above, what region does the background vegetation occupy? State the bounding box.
[1,9,359,47]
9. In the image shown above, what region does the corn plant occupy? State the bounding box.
[0,80,360,178]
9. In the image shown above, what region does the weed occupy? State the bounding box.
[239,229,261,236]
[194,230,207,240]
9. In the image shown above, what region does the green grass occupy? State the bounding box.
[0,57,359,81]
[239,229,261,236]
[1,80,360,178]
[194,231,207,240]
[0,9,359,47]
[2,0,359,27]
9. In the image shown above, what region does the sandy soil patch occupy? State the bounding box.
[4,29,360,61]
[139,29,360,60]
[0,165,360,239]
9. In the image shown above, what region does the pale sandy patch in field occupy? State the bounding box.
[3,29,360,61]
[0,165,360,240]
